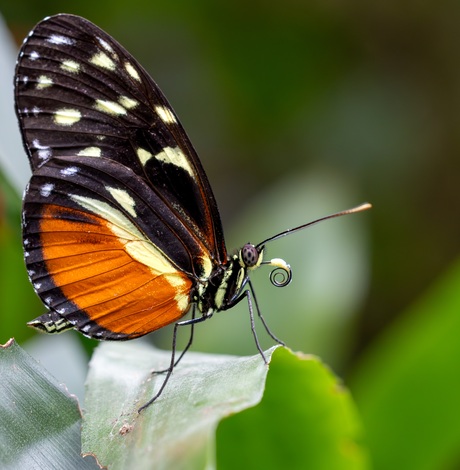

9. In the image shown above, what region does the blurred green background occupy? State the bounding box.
[1,1,460,469]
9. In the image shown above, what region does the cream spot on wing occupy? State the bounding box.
[164,273,188,289]
[70,194,179,275]
[90,52,116,71]
[125,62,141,81]
[175,292,190,312]
[136,148,153,165]
[95,99,126,116]
[36,75,53,89]
[155,105,177,124]
[78,147,102,157]
[106,187,137,218]
[154,147,194,178]
[198,255,213,279]
[118,96,138,109]
[61,60,80,73]
[54,108,82,126]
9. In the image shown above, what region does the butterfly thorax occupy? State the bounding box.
[196,243,264,314]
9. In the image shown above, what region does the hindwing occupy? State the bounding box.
[22,155,210,338]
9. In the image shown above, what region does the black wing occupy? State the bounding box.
[15,13,227,268]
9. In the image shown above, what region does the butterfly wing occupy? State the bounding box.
[24,156,198,339]
[15,14,227,266]
[16,14,227,338]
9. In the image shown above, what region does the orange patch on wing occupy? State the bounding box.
[40,204,192,337]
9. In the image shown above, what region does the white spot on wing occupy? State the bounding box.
[155,105,177,124]
[33,282,42,290]
[54,108,82,126]
[38,149,52,160]
[97,37,114,53]
[61,166,79,177]
[40,183,54,197]
[95,99,126,116]
[29,51,40,61]
[47,35,75,46]
[32,139,47,149]
[33,139,51,160]
[106,187,137,218]
[155,147,194,178]
[90,52,116,70]
[78,147,102,157]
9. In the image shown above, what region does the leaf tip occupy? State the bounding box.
[1,338,15,349]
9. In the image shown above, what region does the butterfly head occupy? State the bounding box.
[239,243,292,288]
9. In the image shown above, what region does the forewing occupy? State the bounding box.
[22,155,207,339]
[15,14,226,263]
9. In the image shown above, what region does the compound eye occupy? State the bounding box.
[241,243,259,267]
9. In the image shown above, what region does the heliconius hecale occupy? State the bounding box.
[15,14,371,411]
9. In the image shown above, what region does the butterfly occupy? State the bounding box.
[15,14,371,411]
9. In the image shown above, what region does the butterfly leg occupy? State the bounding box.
[244,288,267,363]
[231,280,285,365]
[152,305,197,374]
[247,278,286,347]
[230,287,267,364]
[138,311,211,413]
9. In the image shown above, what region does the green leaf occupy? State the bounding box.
[217,347,369,470]
[350,258,460,470]
[83,343,368,470]
[0,339,99,469]
[83,342,274,469]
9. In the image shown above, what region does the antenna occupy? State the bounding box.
[256,202,372,249]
